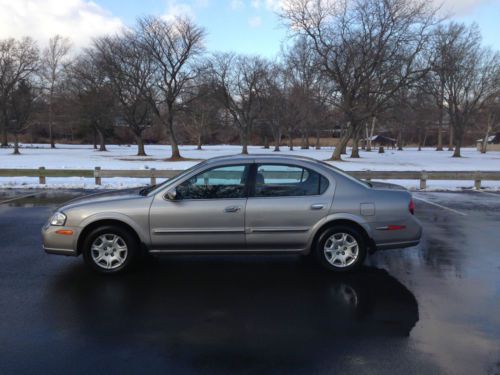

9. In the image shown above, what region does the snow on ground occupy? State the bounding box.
[1,143,499,190]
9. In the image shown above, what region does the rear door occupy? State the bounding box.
[245,163,332,251]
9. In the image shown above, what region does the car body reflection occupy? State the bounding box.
[47,257,419,372]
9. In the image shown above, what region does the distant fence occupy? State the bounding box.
[1,167,500,189]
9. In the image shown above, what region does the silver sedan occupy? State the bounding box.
[42,154,422,274]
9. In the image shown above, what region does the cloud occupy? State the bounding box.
[248,15,262,28]
[0,0,123,48]
[436,0,492,15]
[230,0,244,10]
[162,0,195,21]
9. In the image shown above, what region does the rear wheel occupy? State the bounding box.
[82,225,138,274]
[315,225,367,272]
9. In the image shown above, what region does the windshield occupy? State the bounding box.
[141,161,207,196]
[316,160,372,188]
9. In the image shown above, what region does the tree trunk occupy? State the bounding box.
[288,129,293,151]
[93,128,97,150]
[366,116,376,152]
[436,85,444,151]
[1,111,8,147]
[197,132,202,150]
[97,128,107,152]
[397,129,403,151]
[263,135,269,149]
[350,128,361,158]
[378,146,385,153]
[49,94,55,149]
[166,108,181,160]
[331,124,354,161]
[448,124,453,151]
[452,126,462,157]
[481,115,492,154]
[241,127,249,155]
[13,133,20,155]
[273,129,281,152]
[315,130,321,150]
[135,133,146,156]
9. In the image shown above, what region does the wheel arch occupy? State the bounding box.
[308,216,375,255]
[76,218,144,255]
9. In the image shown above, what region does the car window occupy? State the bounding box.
[176,165,248,199]
[255,164,329,197]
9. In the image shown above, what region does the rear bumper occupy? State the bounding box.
[375,239,421,251]
[372,217,422,252]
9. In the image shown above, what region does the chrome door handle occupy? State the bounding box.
[310,204,324,210]
[224,206,241,213]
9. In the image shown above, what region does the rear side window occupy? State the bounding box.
[254,164,329,197]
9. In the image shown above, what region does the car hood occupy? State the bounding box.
[367,181,408,191]
[57,187,145,211]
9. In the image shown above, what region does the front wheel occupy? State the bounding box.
[315,225,367,272]
[82,225,138,274]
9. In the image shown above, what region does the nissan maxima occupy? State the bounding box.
[42,154,422,274]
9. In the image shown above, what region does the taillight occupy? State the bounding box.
[409,199,415,215]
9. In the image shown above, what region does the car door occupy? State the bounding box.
[245,163,332,251]
[149,163,250,251]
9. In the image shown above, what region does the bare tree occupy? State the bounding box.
[95,32,154,156]
[137,16,205,160]
[7,79,37,154]
[211,53,267,154]
[0,37,39,147]
[40,35,71,148]
[68,49,115,152]
[435,23,500,157]
[281,0,437,160]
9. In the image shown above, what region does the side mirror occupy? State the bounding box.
[165,189,177,200]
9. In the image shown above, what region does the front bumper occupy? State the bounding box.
[42,224,80,256]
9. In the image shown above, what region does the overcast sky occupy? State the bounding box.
[0,0,498,56]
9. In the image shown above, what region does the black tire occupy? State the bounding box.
[315,225,367,272]
[82,225,138,274]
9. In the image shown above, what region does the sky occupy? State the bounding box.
[0,0,499,57]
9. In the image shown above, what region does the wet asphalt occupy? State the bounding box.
[0,189,499,375]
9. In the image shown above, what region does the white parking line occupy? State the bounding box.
[413,196,467,216]
[0,193,36,205]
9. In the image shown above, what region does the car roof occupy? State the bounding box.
[205,153,321,164]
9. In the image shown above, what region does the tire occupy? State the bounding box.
[82,225,138,274]
[315,225,367,272]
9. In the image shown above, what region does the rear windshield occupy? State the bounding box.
[316,160,371,188]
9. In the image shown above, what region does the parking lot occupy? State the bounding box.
[0,189,499,375]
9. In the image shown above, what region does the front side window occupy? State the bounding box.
[254,164,329,197]
[176,165,249,199]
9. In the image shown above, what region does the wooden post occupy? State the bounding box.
[474,172,481,190]
[150,168,156,186]
[94,167,101,185]
[39,167,46,184]
[420,171,428,190]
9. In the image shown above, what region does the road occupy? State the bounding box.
[0,189,499,375]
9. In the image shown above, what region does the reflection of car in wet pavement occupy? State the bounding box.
[42,155,422,274]
[45,260,417,372]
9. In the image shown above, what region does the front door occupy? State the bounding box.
[149,164,250,251]
[245,163,332,251]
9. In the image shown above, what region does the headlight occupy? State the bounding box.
[50,212,67,226]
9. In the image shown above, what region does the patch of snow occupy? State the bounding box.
[1,144,499,190]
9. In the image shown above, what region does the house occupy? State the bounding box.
[476,132,500,151]
[364,134,397,148]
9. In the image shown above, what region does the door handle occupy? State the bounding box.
[224,206,241,213]
[310,204,325,210]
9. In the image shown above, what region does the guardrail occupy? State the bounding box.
[1,167,499,189]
